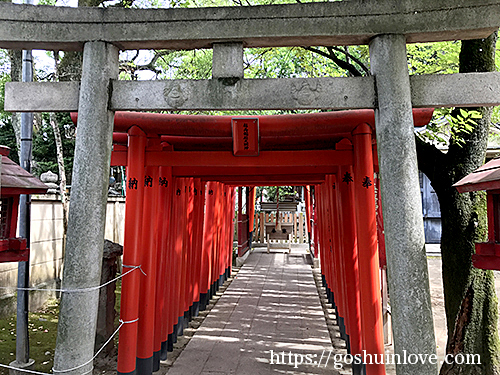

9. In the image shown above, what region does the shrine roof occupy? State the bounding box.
[0,147,48,194]
[454,157,500,193]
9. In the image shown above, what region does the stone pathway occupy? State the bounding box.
[166,248,345,375]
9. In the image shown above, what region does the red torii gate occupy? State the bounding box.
[79,108,433,375]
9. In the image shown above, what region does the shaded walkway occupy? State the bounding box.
[166,247,343,375]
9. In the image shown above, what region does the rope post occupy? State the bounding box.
[338,164,363,375]
[117,125,146,375]
[136,166,159,374]
[155,166,172,362]
[352,123,385,375]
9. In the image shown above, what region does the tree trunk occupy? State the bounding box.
[8,49,22,157]
[51,52,73,274]
[49,113,69,253]
[416,32,500,375]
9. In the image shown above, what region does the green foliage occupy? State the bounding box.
[245,47,350,79]
[448,109,483,147]
[0,73,18,163]
[407,41,460,75]
[37,0,57,5]
[256,186,295,203]
[417,108,483,148]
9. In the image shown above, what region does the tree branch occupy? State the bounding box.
[304,46,363,77]
[329,46,370,75]
[414,134,446,188]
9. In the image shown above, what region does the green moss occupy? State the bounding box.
[0,299,59,375]
[472,190,488,243]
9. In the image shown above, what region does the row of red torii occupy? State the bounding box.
[95,108,434,375]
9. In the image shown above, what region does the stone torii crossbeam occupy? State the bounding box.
[2,1,500,375]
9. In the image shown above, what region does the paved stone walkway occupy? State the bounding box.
[166,248,343,375]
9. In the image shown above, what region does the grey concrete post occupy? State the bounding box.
[212,42,244,80]
[369,34,438,375]
[53,41,118,375]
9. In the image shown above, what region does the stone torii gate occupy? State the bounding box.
[2,1,500,375]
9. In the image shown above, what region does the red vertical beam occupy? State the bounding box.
[211,183,222,294]
[310,187,318,258]
[318,184,334,307]
[155,166,172,362]
[200,182,215,309]
[222,185,229,283]
[375,177,387,269]
[248,187,256,234]
[304,185,312,236]
[219,184,225,285]
[136,166,159,374]
[191,178,205,316]
[228,187,236,277]
[338,164,363,358]
[328,174,350,340]
[174,178,186,335]
[352,123,385,375]
[219,185,229,284]
[237,187,244,257]
[117,126,146,375]
[183,178,195,322]
[224,186,234,279]
[164,180,177,351]
[325,177,343,324]
[315,185,327,290]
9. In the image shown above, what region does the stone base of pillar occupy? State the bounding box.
[9,359,35,375]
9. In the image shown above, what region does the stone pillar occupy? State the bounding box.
[53,41,118,375]
[369,34,438,375]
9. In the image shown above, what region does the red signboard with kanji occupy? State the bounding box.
[232,118,259,156]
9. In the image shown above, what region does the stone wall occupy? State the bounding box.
[0,194,125,318]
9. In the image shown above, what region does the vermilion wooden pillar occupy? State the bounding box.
[183,178,195,326]
[318,184,332,297]
[168,178,183,348]
[117,126,146,375]
[237,186,244,257]
[156,166,172,363]
[200,182,216,310]
[316,185,328,291]
[352,123,385,375]
[338,163,363,375]
[211,183,222,297]
[137,166,159,375]
[165,181,176,353]
[219,185,229,286]
[191,178,205,317]
[328,174,349,343]
[248,187,255,249]
[310,187,318,258]
[224,186,234,279]
[228,188,236,277]
[304,185,312,245]
[174,178,187,337]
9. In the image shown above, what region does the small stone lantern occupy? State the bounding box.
[454,157,500,270]
[0,146,47,263]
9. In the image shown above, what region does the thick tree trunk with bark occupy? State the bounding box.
[416,32,500,375]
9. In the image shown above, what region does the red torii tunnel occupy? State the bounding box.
[77,108,433,375]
